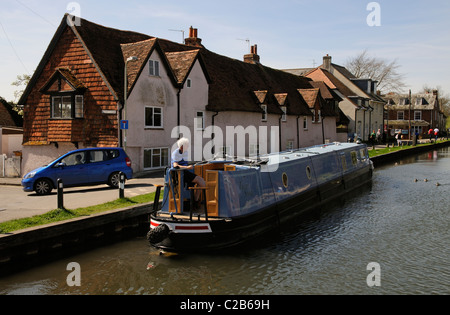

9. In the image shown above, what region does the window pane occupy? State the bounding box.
[62,152,86,166]
[145,107,154,126]
[154,107,162,127]
[62,96,72,118]
[152,149,161,168]
[162,148,169,167]
[89,150,105,163]
[52,97,62,118]
[155,61,160,76]
[144,149,152,168]
[149,60,154,76]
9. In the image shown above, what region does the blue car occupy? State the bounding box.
[22,147,133,195]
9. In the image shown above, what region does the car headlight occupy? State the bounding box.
[24,171,37,179]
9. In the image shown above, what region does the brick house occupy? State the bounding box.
[20,15,340,175]
[284,55,386,141]
[383,90,446,138]
[19,15,151,173]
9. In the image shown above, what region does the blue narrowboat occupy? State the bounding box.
[147,142,373,252]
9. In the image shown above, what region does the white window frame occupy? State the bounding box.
[261,105,267,121]
[144,147,169,170]
[51,95,72,119]
[303,116,308,130]
[414,111,422,121]
[149,60,160,76]
[195,111,205,130]
[397,111,404,120]
[145,106,163,128]
[286,140,294,150]
[311,109,316,123]
[281,106,287,122]
[318,110,322,123]
[186,78,192,88]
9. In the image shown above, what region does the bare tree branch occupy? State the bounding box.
[345,50,406,93]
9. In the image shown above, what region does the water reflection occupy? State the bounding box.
[1,149,449,295]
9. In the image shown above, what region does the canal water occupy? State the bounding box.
[1,148,449,295]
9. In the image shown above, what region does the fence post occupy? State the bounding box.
[119,172,125,199]
[57,178,64,209]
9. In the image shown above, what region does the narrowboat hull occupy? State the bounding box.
[147,143,373,252]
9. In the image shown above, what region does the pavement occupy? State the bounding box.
[0,171,165,223]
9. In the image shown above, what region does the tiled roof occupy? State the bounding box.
[305,68,358,107]
[21,14,330,119]
[165,50,201,85]
[40,67,86,93]
[384,93,439,110]
[0,99,17,127]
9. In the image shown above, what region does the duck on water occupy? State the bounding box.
[147,142,373,252]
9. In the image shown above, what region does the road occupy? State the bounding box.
[0,177,164,223]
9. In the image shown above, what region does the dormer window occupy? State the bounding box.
[40,68,85,119]
[399,98,409,105]
[415,97,423,105]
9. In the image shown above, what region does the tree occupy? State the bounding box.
[11,73,31,104]
[345,50,406,93]
[421,85,450,115]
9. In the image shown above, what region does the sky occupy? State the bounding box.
[1,0,450,103]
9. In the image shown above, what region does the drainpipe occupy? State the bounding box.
[279,115,282,152]
[321,116,326,144]
[211,111,219,155]
[363,107,366,141]
[177,88,182,139]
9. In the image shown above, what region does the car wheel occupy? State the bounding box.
[35,179,53,195]
[108,172,124,188]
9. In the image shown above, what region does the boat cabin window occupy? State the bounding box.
[351,151,358,166]
[306,166,312,180]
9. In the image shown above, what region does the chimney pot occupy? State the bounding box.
[244,45,260,64]
[185,26,203,47]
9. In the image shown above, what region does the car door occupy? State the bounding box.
[55,151,89,186]
[87,149,116,183]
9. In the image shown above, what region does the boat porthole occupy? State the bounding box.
[282,173,288,188]
[306,166,312,180]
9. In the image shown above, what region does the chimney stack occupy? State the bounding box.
[244,44,260,64]
[185,26,203,47]
[322,54,332,71]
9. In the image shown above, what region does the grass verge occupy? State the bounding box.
[0,190,162,234]
[368,140,448,158]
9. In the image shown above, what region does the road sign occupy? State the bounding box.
[120,120,129,130]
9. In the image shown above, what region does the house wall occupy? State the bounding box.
[126,54,210,172]
[339,99,358,136]
[22,142,84,175]
[22,26,119,175]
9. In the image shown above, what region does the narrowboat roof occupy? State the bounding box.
[223,142,366,168]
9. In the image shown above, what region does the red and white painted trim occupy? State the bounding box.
[151,220,212,234]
